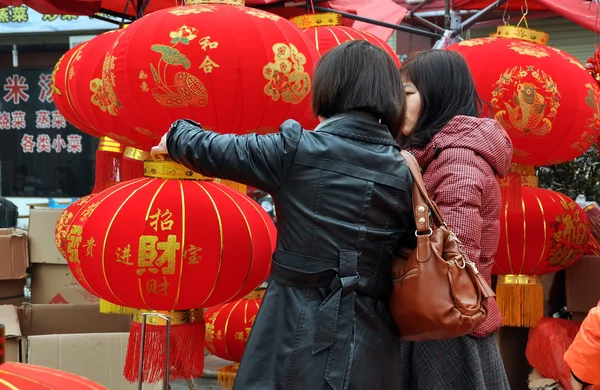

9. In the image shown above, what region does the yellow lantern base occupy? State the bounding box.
[496,274,544,328]
[290,12,342,29]
[218,363,240,390]
[494,25,549,46]
[99,300,137,315]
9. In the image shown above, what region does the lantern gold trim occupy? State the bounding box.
[186,0,244,5]
[124,146,152,162]
[290,12,342,29]
[98,136,123,153]
[143,160,210,180]
[497,274,542,286]
[244,287,266,300]
[132,309,204,326]
[509,163,539,188]
[495,25,549,46]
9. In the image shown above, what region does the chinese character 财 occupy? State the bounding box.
[146,276,171,296]
[36,134,51,153]
[36,110,51,129]
[11,111,25,129]
[51,110,66,129]
[0,111,10,130]
[21,134,35,153]
[38,73,53,103]
[52,134,66,153]
[137,235,181,276]
[66,134,83,153]
[3,75,29,104]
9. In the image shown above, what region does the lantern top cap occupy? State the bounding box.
[98,136,124,154]
[186,0,244,5]
[290,12,342,29]
[124,146,152,162]
[494,25,549,46]
[133,309,202,326]
[144,160,209,180]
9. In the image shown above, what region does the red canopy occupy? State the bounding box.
[0,0,406,41]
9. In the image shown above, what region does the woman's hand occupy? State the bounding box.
[151,132,169,160]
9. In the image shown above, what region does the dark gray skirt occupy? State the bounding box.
[400,334,510,390]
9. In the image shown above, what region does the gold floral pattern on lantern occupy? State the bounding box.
[142,26,216,108]
[68,42,88,81]
[548,196,589,267]
[508,42,549,58]
[572,83,600,153]
[457,38,494,47]
[90,53,122,116]
[492,65,560,136]
[169,5,216,15]
[55,195,93,257]
[136,126,160,139]
[241,8,280,21]
[51,56,63,96]
[549,47,586,70]
[106,132,139,147]
[263,43,311,104]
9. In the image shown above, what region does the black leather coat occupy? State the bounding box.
[167,113,415,390]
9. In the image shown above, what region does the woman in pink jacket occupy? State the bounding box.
[398,50,512,389]
[565,301,600,389]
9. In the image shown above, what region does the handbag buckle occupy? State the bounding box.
[454,257,466,269]
[415,228,433,237]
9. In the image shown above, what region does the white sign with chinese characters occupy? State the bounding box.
[0,5,116,34]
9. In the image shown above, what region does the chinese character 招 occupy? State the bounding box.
[3,75,30,104]
[11,111,26,129]
[66,134,83,153]
[0,112,10,130]
[20,134,35,153]
[38,74,53,103]
[137,235,181,276]
[35,110,51,129]
[36,134,51,153]
[51,110,66,129]
[52,134,66,153]
[148,208,174,232]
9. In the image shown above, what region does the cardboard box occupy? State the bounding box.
[27,333,162,389]
[0,279,26,306]
[28,208,65,265]
[0,228,28,280]
[0,304,21,362]
[30,263,98,304]
[566,255,600,321]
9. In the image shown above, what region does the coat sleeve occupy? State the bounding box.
[565,301,600,386]
[424,149,484,266]
[166,119,302,194]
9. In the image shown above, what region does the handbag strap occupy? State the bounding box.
[400,151,446,231]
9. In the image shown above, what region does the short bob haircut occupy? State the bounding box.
[311,40,405,133]
[399,50,485,149]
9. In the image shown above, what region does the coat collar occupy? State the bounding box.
[315,111,399,147]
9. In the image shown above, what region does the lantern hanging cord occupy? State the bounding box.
[501,0,510,25]
[310,0,315,14]
[516,0,529,29]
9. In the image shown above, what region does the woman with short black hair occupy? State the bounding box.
[151,40,414,390]
[398,49,512,389]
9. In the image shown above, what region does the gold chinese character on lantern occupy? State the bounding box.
[200,56,219,73]
[66,225,83,263]
[146,276,171,296]
[198,36,219,51]
[235,331,244,341]
[216,330,223,340]
[148,208,175,231]
[79,202,101,223]
[83,237,96,257]
[185,244,202,265]
[116,244,134,265]
[137,235,181,275]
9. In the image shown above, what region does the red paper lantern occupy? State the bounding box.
[204,291,263,362]
[0,362,107,389]
[103,0,319,151]
[493,168,590,327]
[63,161,276,382]
[51,43,102,138]
[447,25,600,166]
[67,29,142,149]
[290,12,400,65]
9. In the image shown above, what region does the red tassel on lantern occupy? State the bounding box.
[93,137,123,193]
[124,310,206,383]
[120,147,150,182]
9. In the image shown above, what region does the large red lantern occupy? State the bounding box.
[447,26,600,166]
[51,43,101,138]
[64,161,276,383]
[0,362,108,389]
[290,12,400,65]
[493,167,590,327]
[103,0,319,151]
[204,289,264,390]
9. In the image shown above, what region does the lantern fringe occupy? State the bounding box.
[120,157,145,182]
[99,299,137,315]
[497,283,544,328]
[124,321,206,383]
[92,146,121,193]
[217,363,240,390]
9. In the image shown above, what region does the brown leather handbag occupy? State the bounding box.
[391,151,496,341]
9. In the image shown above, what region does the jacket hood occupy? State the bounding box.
[410,115,513,178]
